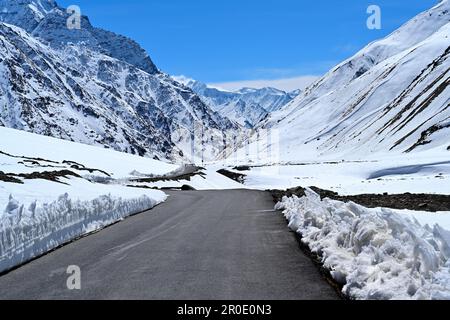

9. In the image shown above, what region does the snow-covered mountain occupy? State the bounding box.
[0,0,158,74]
[234,0,450,163]
[176,77,299,128]
[0,0,239,161]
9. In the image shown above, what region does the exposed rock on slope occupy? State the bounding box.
[0,0,239,161]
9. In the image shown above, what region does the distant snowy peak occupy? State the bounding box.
[236,86,301,113]
[177,77,300,128]
[237,86,290,96]
[0,0,158,74]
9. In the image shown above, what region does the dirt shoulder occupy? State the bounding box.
[270,186,450,212]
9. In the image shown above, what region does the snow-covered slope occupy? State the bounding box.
[176,77,299,128]
[0,0,239,162]
[0,126,178,179]
[236,0,450,163]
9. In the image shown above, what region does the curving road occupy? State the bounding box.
[0,190,339,300]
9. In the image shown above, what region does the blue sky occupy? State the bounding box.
[59,0,437,89]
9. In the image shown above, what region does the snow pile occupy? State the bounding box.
[275,189,450,300]
[0,192,165,273]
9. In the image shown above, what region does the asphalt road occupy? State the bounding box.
[0,190,339,300]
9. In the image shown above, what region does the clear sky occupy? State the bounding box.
[59,0,438,89]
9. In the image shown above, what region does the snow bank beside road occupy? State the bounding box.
[0,182,167,275]
[276,189,450,300]
[1,189,166,274]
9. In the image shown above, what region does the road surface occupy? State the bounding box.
[0,190,339,300]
